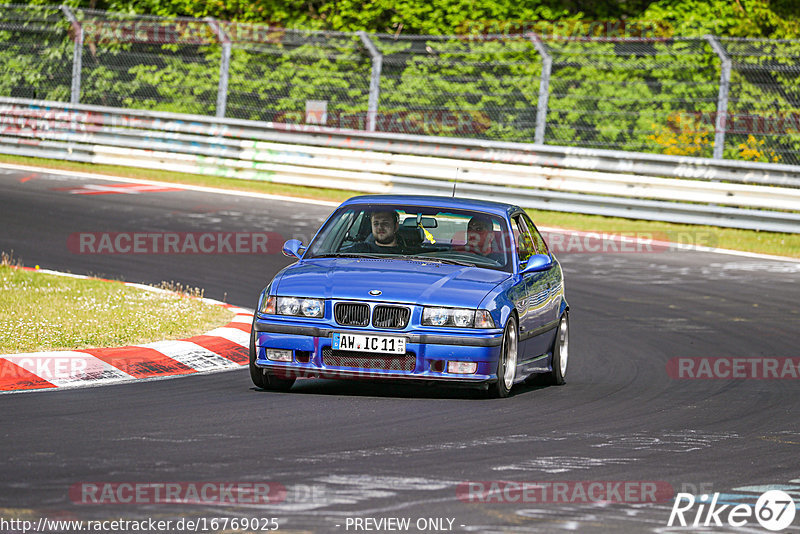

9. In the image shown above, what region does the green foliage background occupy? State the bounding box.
[5,0,800,163]
[29,0,800,38]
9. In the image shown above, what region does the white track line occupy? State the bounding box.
[4,161,796,262]
[0,162,339,207]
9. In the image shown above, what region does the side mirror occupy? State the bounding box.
[521,254,553,274]
[282,239,306,259]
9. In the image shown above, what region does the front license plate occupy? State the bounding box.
[332,333,406,354]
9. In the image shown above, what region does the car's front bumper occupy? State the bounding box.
[253,316,504,385]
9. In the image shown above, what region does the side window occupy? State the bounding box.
[512,214,535,264]
[309,208,354,256]
[521,213,549,255]
[346,211,370,242]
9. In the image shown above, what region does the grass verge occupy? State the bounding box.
[1,153,798,259]
[0,260,233,354]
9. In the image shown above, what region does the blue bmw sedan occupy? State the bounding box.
[250,195,569,397]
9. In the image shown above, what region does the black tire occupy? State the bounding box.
[487,315,519,398]
[249,326,296,392]
[548,313,569,386]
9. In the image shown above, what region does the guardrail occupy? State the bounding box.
[2,96,800,233]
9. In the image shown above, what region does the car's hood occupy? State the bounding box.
[275,258,509,308]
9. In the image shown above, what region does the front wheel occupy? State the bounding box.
[487,315,518,398]
[548,313,569,385]
[249,326,295,392]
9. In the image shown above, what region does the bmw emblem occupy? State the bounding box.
[369,289,382,296]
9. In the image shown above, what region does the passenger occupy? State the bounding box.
[454,215,505,264]
[465,216,496,255]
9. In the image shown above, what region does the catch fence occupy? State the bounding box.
[2,5,798,164]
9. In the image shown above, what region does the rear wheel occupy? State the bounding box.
[249,326,295,392]
[487,315,518,398]
[548,313,569,385]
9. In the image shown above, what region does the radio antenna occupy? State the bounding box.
[452,168,459,197]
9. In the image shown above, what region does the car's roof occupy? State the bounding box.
[340,195,521,218]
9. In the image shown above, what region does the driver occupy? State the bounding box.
[348,210,407,253]
[371,210,401,248]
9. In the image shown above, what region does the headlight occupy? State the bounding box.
[452,309,475,327]
[262,296,324,318]
[301,298,323,318]
[423,307,449,326]
[422,307,495,328]
[278,297,301,316]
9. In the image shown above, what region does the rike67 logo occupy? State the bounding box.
[669,490,797,531]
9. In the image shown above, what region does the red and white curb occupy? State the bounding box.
[0,268,253,394]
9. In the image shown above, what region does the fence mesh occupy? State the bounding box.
[0,4,73,102]
[222,26,371,123]
[75,8,221,114]
[545,37,719,159]
[1,5,799,165]
[374,34,542,139]
[722,37,800,166]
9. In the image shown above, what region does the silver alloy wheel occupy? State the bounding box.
[503,321,518,390]
[558,316,569,377]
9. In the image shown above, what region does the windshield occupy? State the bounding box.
[305,204,512,271]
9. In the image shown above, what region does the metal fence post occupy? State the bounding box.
[60,5,82,105]
[528,33,552,146]
[705,35,732,160]
[358,31,382,132]
[206,17,231,118]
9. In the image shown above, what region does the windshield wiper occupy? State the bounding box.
[311,253,387,259]
[311,253,355,257]
[397,254,476,267]
[312,253,477,266]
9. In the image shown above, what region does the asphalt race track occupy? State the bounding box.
[1,166,800,533]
